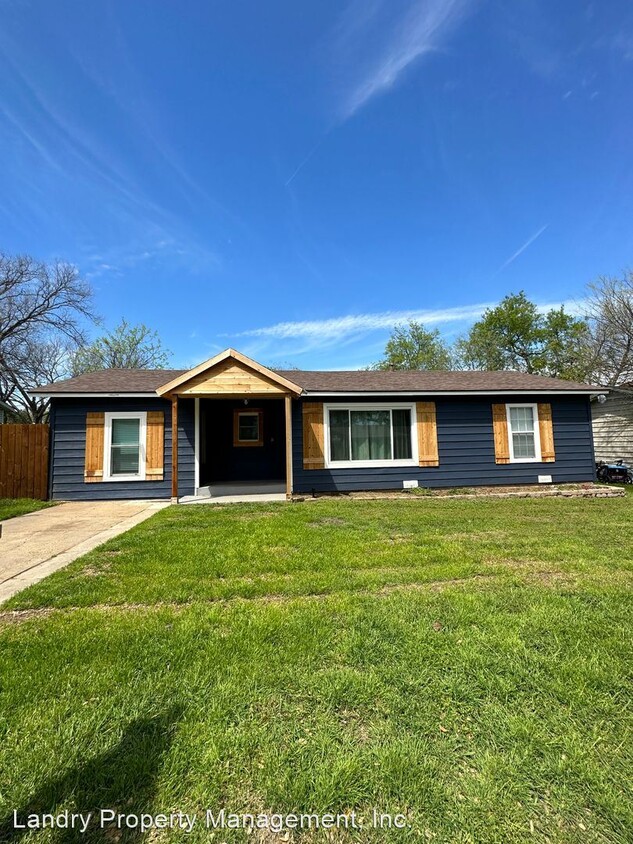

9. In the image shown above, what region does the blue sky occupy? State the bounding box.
[1,0,632,370]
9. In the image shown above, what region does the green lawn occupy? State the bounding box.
[0,498,53,521]
[1,495,631,842]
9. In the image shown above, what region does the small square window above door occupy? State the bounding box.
[233,409,264,447]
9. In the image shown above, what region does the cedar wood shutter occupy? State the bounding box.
[416,402,439,466]
[84,410,165,483]
[537,403,555,462]
[493,402,556,463]
[146,411,165,479]
[84,412,105,482]
[302,402,325,469]
[492,404,510,464]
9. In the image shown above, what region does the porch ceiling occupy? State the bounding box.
[156,348,303,398]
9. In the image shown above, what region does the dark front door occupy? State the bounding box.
[201,399,285,483]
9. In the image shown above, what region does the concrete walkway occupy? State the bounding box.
[0,500,169,603]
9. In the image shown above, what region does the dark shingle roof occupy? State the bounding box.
[33,367,600,395]
[276,370,599,393]
[31,369,187,394]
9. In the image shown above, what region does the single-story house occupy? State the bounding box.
[31,348,601,501]
[591,385,633,464]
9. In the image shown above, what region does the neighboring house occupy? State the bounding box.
[0,399,12,424]
[591,385,633,464]
[31,348,601,501]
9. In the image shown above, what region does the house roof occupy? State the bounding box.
[32,366,602,396]
[31,369,187,394]
[275,370,601,394]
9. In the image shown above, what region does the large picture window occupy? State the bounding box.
[104,412,146,481]
[325,405,416,467]
[506,404,541,462]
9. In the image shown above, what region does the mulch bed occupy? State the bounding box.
[294,484,625,502]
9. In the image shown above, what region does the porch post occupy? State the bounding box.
[285,394,293,500]
[171,395,179,502]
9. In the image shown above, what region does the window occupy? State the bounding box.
[233,409,263,447]
[325,405,416,467]
[506,404,541,462]
[104,412,146,481]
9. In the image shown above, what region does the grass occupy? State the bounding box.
[0,498,53,521]
[1,494,632,842]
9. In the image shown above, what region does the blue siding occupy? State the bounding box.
[49,393,596,499]
[292,395,596,493]
[49,397,195,500]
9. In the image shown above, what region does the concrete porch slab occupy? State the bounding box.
[180,480,287,505]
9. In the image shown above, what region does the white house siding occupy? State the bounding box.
[591,391,633,464]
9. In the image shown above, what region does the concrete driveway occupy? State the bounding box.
[0,500,169,603]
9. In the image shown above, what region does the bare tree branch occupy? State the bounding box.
[0,252,97,421]
[584,272,633,386]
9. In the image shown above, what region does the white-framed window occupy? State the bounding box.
[324,403,418,468]
[506,403,541,463]
[104,411,147,481]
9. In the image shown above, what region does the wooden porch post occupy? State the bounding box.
[285,394,293,500]
[171,395,179,502]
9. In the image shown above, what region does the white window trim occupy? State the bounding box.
[324,403,418,469]
[103,411,147,482]
[505,403,542,463]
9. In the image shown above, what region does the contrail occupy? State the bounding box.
[284,135,328,187]
[496,224,549,274]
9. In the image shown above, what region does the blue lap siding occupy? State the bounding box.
[48,393,595,499]
[292,395,596,493]
[49,397,195,500]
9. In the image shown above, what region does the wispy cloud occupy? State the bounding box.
[223,296,583,368]
[496,224,548,274]
[0,25,228,275]
[334,0,474,120]
[230,303,494,341]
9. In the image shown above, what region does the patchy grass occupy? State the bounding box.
[0,498,53,521]
[1,497,632,842]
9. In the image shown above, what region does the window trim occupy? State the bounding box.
[505,403,542,463]
[233,409,264,447]
[103,411,147,482]
[324,403,418,468]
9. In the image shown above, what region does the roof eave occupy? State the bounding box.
[305,389,602,397]
[30,391,162,398]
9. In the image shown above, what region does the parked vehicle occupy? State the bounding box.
[596,460,633,484]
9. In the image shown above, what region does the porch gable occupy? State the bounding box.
[156,348,302,397]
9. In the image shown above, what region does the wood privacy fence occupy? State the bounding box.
[0,424,49,500]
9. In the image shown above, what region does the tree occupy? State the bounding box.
[71,319,171,375]
[372,321,453,370]
[0,253,93,348]
[583,271,633,386]
[0,253,95,421]
[0,335,72,422]
[455,292,591,380]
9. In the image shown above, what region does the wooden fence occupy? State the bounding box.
[0,424,49,500]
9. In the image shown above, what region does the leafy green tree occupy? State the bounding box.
[71,319,171,375]
[455,292,591,379]
[372,321,453,370]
